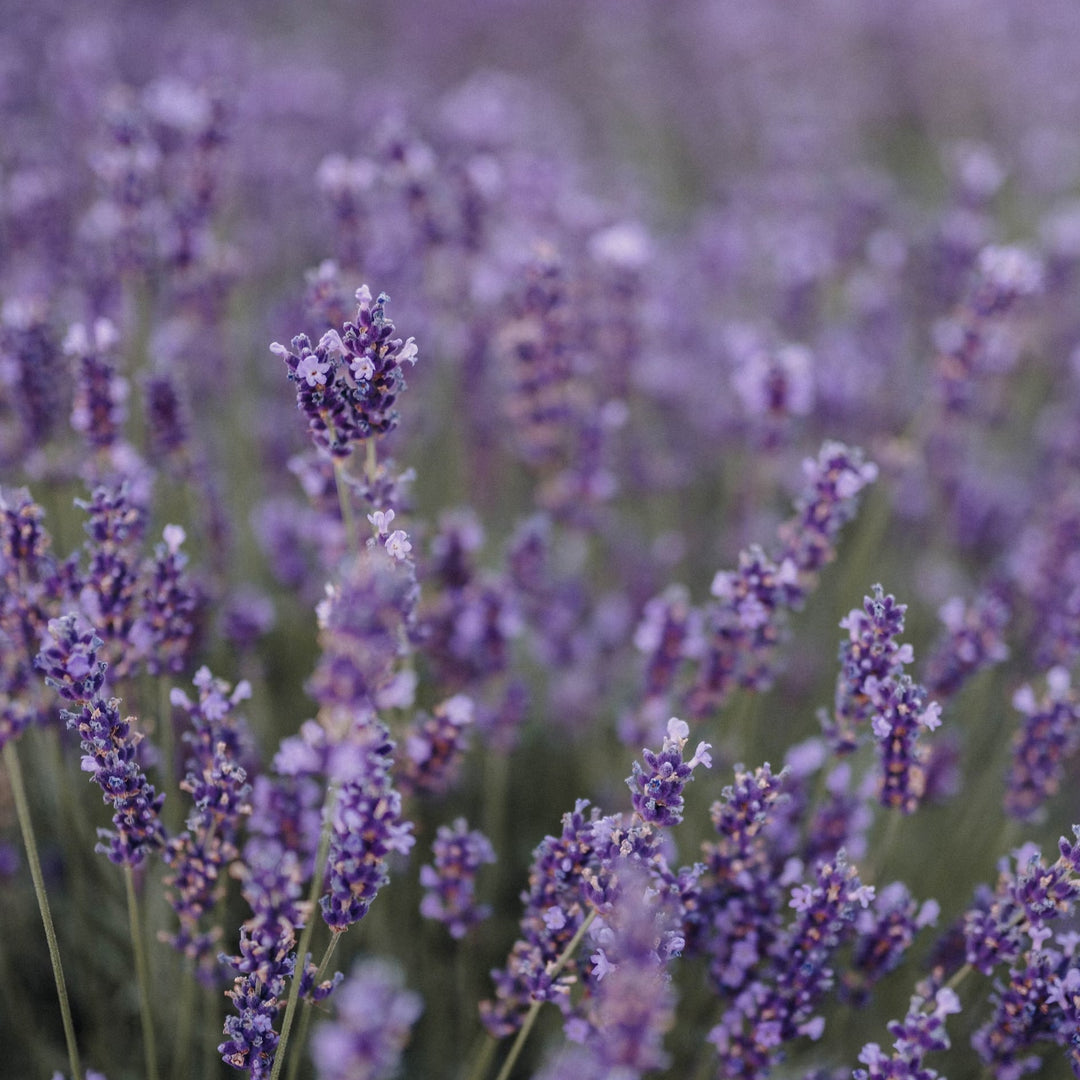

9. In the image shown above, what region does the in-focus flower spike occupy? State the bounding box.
[963,830,1080,978]
[480,799,601,1038]
[419,817,496,939]
[627,716,711,827]
[830,584,909,748]
[35,614,166,866]
[707,855,873,1078]
[869,673,942,815]
[1005,666,1080,824]
[310,959,422,1080]
[852,978,961,1080]
[274,285,417,459]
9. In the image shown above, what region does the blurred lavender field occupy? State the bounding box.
[6,1,1080,1078]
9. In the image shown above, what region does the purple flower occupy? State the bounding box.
[922,587,1010,698]
[65,318,128,451]
[36,614,166,866]
[626,716,711,827]
[162,667,253,979]
[775,440,878,585]
[419,817,495,939]
[273,286,418,459]
[131,523,199,676]
[320,718,415,932]
[311,959,422,1080]
[0,487,67,750]
[1006,667,1080,824]
[400,693,474,796]
[308,547,417,713]
[853,980,960,1080]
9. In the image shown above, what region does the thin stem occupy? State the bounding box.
[284,932,345,1080]
[3,739,83,1080]
[463,1032,497,1080]
[125,865,161,1080]
[269,784,339,1080]
[334,460,357,551]
[491,909,598,1080]
[365,439,377,485]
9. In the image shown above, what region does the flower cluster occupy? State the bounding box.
[35,614,166,866]
[161,666,253,978]
[419,817,495,939]
[272,286,418,458]
[626,715,712,827]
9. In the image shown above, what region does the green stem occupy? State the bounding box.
[269,784,339,1080]
[365,439,377,486]
[125,866,161,1080]
[3,739,83,1080]
[333,460,357,552]
[491,909,598,1080]
[284,932,345,1080]
[463,1032,497,1080]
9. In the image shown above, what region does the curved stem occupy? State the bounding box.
[3,739,83,1080]
[125,865,160,1080]
[492,909,598,1080]
[269,784,339,1080]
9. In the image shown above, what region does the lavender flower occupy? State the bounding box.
[319,718,415,932]
[65,319,127,451]
[853,980,961,1080]
[707,855,874,1079]
[829,584,912,752]
[1006,667,1080,824]
[311,959,422,1080]
[923,586,1011,698]
[161,667,253,978]
[35,614,166,866]
[841,882,940,1006]
[419,817,495,939]
[775,440,878,586]
[73,484,147,678]
[131,523,198,676]
[272,286,418,459]
[626,716,712,827]
[400,693,475,796]
[307,547,417,713]
[0,487,66,749]
[219,840,307,1078]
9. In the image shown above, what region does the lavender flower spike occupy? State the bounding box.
[36,614,166,866]
[627,716,711,827]
[419,817,495,939]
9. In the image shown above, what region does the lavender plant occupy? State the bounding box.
[8,4,1080,1080]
